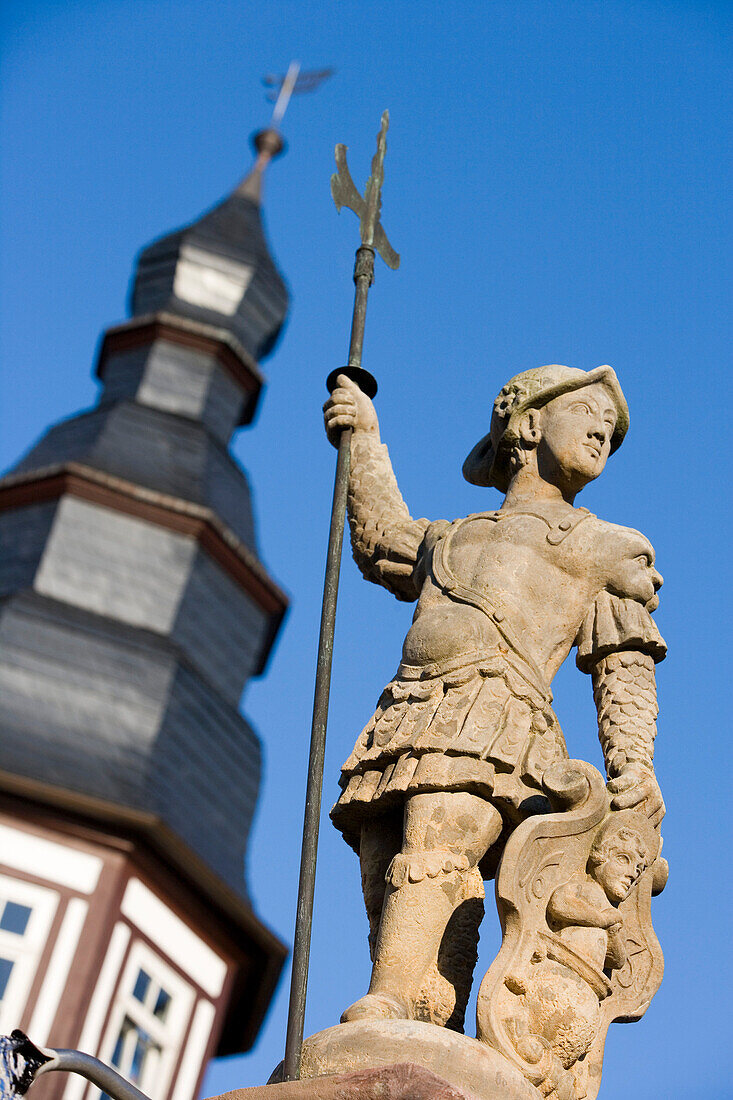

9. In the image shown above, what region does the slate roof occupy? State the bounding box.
[10,400,258,549]
[0,591,262,896]
[131,191,289,362]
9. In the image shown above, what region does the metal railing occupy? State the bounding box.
[0,1031,152,1100]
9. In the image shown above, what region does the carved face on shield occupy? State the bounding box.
[589,813,657,903]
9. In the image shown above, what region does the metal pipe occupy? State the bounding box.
[36,1049,152,1100]
[0,1031,151,1100]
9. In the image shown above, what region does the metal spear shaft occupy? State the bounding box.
[282,112,399,1082]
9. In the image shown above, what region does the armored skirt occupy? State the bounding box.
[330,646,569,854]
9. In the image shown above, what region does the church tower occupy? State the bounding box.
[0,129,290,1100]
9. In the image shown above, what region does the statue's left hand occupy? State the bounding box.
[607,763,665,827]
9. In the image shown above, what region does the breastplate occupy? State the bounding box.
[429,508,592,701]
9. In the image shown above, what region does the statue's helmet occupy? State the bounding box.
[462,364,630,492]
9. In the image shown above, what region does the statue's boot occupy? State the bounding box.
[342,791,502,1024]
[340,991,408,1022]
[341,863,467,1023]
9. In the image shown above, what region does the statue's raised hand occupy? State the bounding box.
[607,762,665,828]
[323,374,380,447]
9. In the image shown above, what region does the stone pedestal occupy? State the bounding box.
[267,1021,540,1100]
[212,1063,500,1100]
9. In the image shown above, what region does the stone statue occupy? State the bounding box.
[322,363,666,1053]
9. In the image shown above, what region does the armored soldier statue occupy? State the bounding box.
[323,364,665,1030]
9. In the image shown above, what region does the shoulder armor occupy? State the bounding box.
[546,507,594,545]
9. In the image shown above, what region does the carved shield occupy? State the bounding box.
[476,760,664,1100]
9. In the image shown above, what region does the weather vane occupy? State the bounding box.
[243,62,334,192]
[262,62,335,130]
[282,110,400,1083]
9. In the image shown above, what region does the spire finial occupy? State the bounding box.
[236,128,286,201]
[237,63,334,201]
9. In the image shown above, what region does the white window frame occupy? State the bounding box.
[0,873,59,1031]
[94,940,195,1100]
[0,824,102,893]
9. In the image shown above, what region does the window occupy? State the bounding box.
[0,875,59,1031]
[172,245,253,315]
[107,970,169,1087]
[1,902,32,936]
[96,943,194,1100]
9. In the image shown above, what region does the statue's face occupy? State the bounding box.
[536,383,617,495]
[595,841,647,903]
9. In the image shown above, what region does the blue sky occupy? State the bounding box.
[1,2,731,1098]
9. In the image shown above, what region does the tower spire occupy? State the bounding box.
[235,127,286,202]
[0,99,297,1087]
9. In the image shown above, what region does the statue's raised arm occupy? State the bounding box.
[324,375,430,601]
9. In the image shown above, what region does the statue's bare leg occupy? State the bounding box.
[342,790,502,1023]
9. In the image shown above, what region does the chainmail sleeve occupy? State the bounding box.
[348,431,430,602]
[576,590,666,780]
[591,651,658,778]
